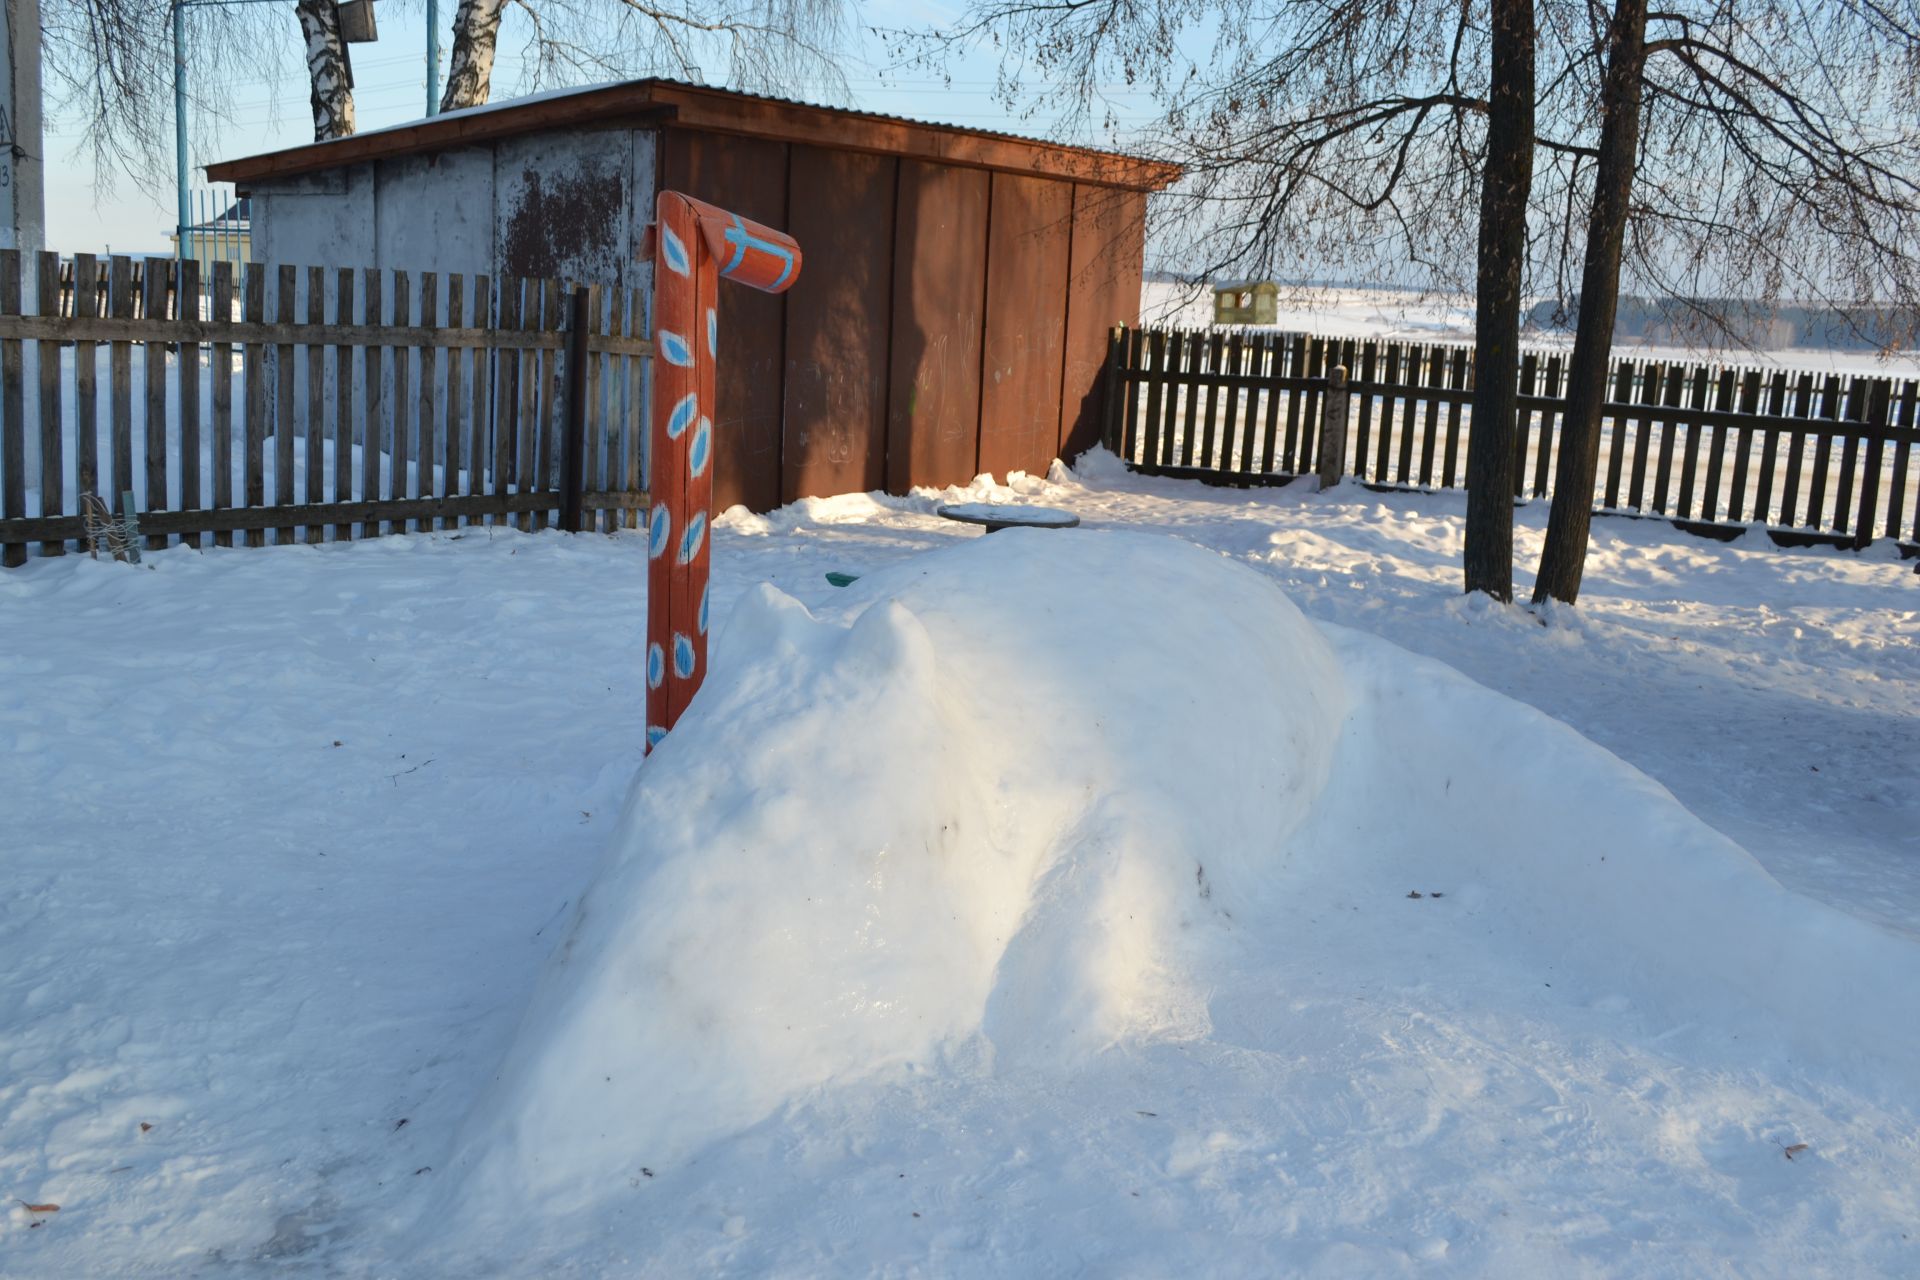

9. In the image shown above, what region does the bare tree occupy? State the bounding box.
[1531,0,1920,605]
[905,0,1920,600]
[441,0,850,113]
[296,0,356,140]
[1466,0,1537,602]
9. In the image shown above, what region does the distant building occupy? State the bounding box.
[1213,280,1279,325]
[167,197,252,277]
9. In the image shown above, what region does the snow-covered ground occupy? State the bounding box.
[1144,281,1920,379]
[3,457,1917,1276]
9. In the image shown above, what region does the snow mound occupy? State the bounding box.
[446,530,1348,1207]
[437,527,1920,1243]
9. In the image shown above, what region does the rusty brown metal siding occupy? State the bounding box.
[781,145,897,502]
[1060,185,1147,459]
[978,173,1072,481]
[663,131,791,513]
[887,161,990,492]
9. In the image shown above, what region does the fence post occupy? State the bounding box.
[1854,378,1891,550]
[560,284,591,534]
[1317,364,1350,489]
[1102,324,1124,455]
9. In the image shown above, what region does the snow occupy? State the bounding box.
[3,459,1918,1275]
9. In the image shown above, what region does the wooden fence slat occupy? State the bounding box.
[1726,370,1762,522]
[1600,360,1632,508]
[1372,343,1399,481]
[1418,345,1445,488]
[444,274,466,513]
[1443,348,1470,491]
[303,267,325,542]
[1182,332,1211,470]
[142,258,171,551]
[1778,373,1813,526]
[1532,355,1562,497]
[243,267,267,548]
[1754,372,1788,524]
[175,258,201,550]
[0,251,21,566]
[1650,363,1685,514]
[1299,337,1327,475]
[542,277,565,530]
[389,269,412,537]
[1854,380,1890,547]
[362,270,385,538]
[1674,362,1708,520]
[34,253,65,554]
[274,264,297,545]
[332,268,356,540]
[493,276,520,528]
[210,261,234,547]
[1806,374,1842,529]
[1350,340,1377,479]
[110,258,135,525]
[1403,343,1431,486]
[515,279,539,530]
[624,284,644,528]
[1890,382,1916,541]
[1138,328,1164,468]
[74,254,100,525]
[585,283,608,527]
[1699,370,1735,521]
[1831,377,1864,535]
[417,272,439,529]
[1218,332,1245,473]
[473,275,496,519]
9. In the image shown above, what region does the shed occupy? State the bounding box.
[207,81,1181,512]
[1213,280,1279,326]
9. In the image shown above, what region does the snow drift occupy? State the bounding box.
[438,528,1920,1234]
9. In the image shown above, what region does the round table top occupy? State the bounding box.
[935,503,1081,532]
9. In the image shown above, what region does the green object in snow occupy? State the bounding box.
[825,571,861,588]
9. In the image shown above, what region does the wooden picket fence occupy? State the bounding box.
[1104,328,1920,552]
[0,250,653,567]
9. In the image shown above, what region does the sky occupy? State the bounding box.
[42,0,1166,255]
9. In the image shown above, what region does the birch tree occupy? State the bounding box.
[295,0,355,140]
[441,0,506,112]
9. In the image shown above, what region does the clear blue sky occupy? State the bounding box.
[43,0,1165,255]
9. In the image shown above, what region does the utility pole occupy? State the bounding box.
[0,0,46,253]
[426,0,441,116]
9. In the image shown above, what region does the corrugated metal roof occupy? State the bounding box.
[207,78,1183,193]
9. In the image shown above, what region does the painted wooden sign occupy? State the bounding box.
[646,191,802,752]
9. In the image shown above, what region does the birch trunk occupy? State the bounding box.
[440,0,507,112]
[294,0,355,141]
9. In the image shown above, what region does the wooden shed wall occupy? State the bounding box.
[662,128,1146,513]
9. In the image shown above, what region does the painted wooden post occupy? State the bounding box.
[646,191,802,752]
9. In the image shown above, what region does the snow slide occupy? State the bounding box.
[436,529,1920,1242]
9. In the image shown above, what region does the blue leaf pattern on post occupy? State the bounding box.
[647,643,665,690]
[707,308,717,358]
[677,510,707,565]
[659,330,694,367]
[646,725,668,749]
[698,584,711,635]
[689,418,712,479]
[648,506,672,559]
[661,225,691,277]
[666,393,699,440]
[672,633,696,679]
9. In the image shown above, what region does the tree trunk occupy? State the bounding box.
[1462,0,1536,601]
[1532,0,1650,606]
[294,0,355,141]
[440,0,507,112]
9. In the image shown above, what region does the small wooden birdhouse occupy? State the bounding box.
[338,0,379,43]
[1212,280,1279,325]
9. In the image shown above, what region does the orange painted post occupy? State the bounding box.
[646,192,802,752]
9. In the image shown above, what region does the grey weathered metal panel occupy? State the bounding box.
[978,172,1071,480]
[492,132,632,286]
[250,162,375,270]
[781,144,895,503]
[887,160,989,493]
[374,148,496,280]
